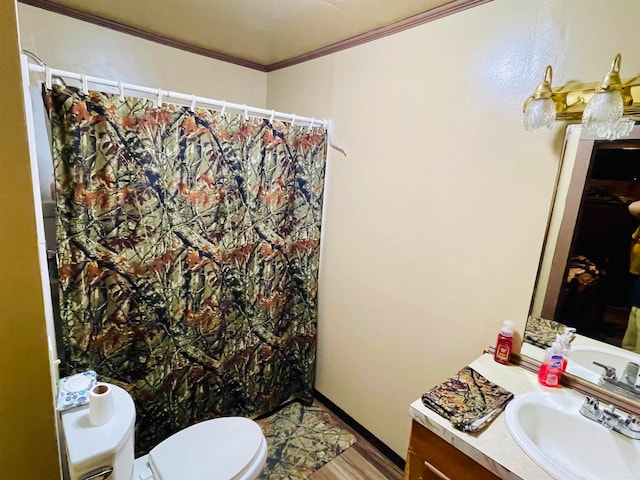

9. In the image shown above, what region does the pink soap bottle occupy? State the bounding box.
[538,337,564,387]
[494,320,514,365]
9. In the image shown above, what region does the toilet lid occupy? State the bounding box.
[148,417,265,480]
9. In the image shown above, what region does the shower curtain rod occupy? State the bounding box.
[26,60,329,129]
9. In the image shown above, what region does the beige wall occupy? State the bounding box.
[12,0,640,467]
[0,2,60,478]
[268,0,640,455]
[17,4,267,107]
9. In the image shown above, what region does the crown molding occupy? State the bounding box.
[265,0,492,71]
[19,0,492,73]
[18,0,268,71]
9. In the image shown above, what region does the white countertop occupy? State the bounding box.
[409,353,582,480]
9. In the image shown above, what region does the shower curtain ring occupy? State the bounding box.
[81,74,88,94]
[269,110,275,123]
[157,88,163,108]
[118,81,125,102]
[308,118,315,130]
[190,94,197,112]
[221,100,226,117]
[44,66,52,89]
[242,104,248,121]
[291,114,296,126]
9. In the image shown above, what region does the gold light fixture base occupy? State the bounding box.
[526,54,640,121]
[551,81,638,120]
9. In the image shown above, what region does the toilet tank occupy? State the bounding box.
[61,384,136,480]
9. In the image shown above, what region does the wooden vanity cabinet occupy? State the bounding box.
[404,420,500,480]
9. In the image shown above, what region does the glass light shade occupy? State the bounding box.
[610,118,635,140]
[593,118,634,141]
[582,90,624,139]
[523,97,556,131]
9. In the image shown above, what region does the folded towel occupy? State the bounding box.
[523,316,567,349]
[421,366,514,433]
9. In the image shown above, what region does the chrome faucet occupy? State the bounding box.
[579,396,640,440]
[621,362,639,387]
[592,361,640,400]
[601,405,620,430]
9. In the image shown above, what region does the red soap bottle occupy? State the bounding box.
[494,320,514,365]
[538,339,564,387]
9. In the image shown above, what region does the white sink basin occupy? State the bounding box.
[567,345,640,384]
[505,392,640,480]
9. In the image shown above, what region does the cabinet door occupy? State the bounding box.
[405,451,453,480]
[404,421,500,480]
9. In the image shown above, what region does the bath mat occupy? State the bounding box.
[256,401,357,479]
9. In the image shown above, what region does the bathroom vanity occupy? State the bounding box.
[404,354,568,480]
[404,419,500,479]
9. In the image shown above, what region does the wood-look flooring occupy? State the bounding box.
[308,400,404,480]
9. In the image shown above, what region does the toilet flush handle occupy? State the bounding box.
[80,466,113,480]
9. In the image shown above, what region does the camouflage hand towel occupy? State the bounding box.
[421,366,514,433]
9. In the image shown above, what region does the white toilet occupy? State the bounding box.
[60,383,268,480]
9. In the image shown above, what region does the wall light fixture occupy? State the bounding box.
[523,66,556,131]
[524,53,639,140]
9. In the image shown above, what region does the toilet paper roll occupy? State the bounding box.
[89,383,115,427]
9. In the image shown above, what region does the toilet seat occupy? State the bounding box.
[146,417,267,480]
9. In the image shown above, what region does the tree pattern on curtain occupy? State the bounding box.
[44,84,327,454]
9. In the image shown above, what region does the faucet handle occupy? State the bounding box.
[622,362,640,385]
[593,361,617,379]
[617,414,640,440]
[583,396,600,409]
[623,415,640,433]
[580,396,603,421]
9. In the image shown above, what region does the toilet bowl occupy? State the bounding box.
[133,417,268,480]
[60,383,267,480]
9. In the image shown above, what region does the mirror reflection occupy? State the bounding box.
[549,142,640,347]
[525,125,640,400]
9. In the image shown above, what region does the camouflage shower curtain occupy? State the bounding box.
[44,85,327,453]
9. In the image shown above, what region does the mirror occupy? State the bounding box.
[524,123,640,403]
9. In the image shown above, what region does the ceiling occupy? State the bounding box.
[20,0,490,71]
